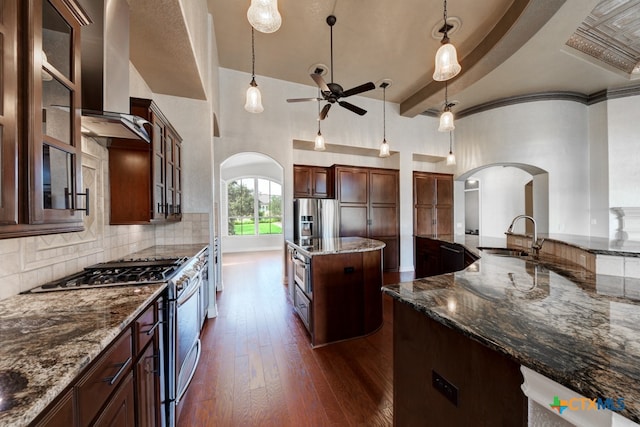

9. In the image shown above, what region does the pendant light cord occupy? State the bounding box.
[449,131,453,153]
[444,80,449,111]
[443,0,448,37]
[318,90,322,134]
[383,85,386,141]
[251,27,256,80]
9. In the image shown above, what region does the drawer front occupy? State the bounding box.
[294,285,311,332]
[134,302,157,355]
[77,328,133,426]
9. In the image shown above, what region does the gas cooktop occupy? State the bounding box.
[25,257,190,293]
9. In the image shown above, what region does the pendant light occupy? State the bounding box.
[379,81,390,158]
[438,81,455,132]
[315,94,326,151]
[433,0,461,81]
[446,131,456,165]
[247,0,281,34]
[244,28,264,113]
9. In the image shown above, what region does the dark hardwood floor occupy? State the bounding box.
[177,250,412,426]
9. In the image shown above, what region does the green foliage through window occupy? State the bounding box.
[228,178,282,236]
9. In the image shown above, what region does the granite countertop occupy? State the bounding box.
[286,236,386,257]
[0,284,166,427]
[506,233,640,257]
[383,246,640,423]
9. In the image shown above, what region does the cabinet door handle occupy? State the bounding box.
[143,319,162,336]
[344,266,355,274]
[103,356,132,386]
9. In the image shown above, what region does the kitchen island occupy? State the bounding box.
[286,237,385,347]
[384,237,640,426]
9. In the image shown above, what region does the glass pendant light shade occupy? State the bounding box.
[247,0,282,33]
[245,79,264,113]
[314,131,326,151]
[379,139,390,158]
[446,151,456,165]
[433,42,461,81]
[438,110,455,132]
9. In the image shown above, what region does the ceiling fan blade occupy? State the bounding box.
[342,82,375,97]
[319,104,331,120]
[286,97,323,103]
[338,101,367,116]
[310,73,331,93]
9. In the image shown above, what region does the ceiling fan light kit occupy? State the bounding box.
[245,27,264,114]
[433,0,462,81]
[247,0,282,34]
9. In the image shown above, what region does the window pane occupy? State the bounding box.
[42,0,72,79]
[43,144,73,209]
[228,178,282,236]
[42,76,71,144]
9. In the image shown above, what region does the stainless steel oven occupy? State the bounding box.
[292,250,311,295]
[166,249,208,427]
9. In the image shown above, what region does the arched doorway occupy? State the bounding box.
[219,153,284,253]
[457,163,549,238]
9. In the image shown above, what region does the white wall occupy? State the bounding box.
[452,101,590,235]
[607,96,640,208]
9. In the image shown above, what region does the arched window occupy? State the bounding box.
[227,178,282,235]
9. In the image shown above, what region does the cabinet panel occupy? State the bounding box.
[93,372,135,427]
[34,389,74,427]
[0,0,18,225]
[293,166,312,197]
[337,168,368,204]
[374,236,399,272]
[370,170,398,205]
[413,172,453,237]
[135,343,158,427]
[339,205,368,237]
[370,206,397,236]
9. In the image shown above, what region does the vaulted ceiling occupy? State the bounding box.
[206,0,640,117]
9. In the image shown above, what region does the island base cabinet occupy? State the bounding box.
[393,299,527,426]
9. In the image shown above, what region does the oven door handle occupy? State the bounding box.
[177,276,201,307]
[175,338,201,404]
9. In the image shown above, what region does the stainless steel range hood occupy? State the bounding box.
[79,0,149,144]
[81,109,150,142]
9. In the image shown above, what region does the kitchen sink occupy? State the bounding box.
[477,247,530,257]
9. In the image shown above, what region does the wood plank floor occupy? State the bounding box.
[177,250,412,427]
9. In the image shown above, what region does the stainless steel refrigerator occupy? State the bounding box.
[293,199,339,241]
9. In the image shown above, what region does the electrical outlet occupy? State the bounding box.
[432,370,458,406]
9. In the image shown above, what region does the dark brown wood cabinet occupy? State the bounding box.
[109,97,182,224]
[394,299,527,426]
[336,166,399,271]
[414,172,453,237]
[293,165,334,198]
[32,295,163,427]
[0,0,90,238]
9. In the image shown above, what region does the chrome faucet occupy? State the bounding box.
[506,215,544,256]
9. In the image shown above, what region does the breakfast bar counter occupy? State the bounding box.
[383,240,640,425]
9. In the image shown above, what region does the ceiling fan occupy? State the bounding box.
[286,15,375,120]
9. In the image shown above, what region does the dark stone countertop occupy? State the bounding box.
[286,236,386,257]
[383,243,640,423]
[0,243,208,427]
[0,284,166,427]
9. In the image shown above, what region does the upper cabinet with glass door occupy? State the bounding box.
[0,0,89,238]
[31,0,90,226]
